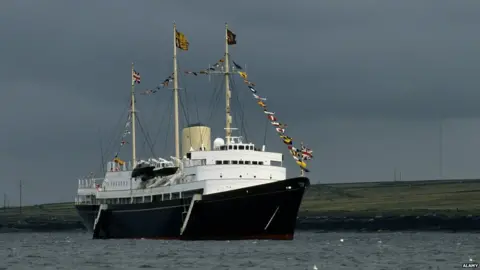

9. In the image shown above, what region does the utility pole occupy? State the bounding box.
[19,180,22,214]
[439,118,444,180]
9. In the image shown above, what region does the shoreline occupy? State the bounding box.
[296,212,480,232]
[1,215,479,233]
[2,179,480,233]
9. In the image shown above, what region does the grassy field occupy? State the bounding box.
[1,179,480,224]
[300,179,480,216]
[0,202,77,224]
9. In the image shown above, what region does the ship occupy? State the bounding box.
[75,23,314,240]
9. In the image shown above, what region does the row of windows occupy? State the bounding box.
[215,160,265,165]
[219,145,257,151]
[93,189,204,205]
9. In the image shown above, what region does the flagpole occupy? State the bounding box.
[131,62,137,167]
[225,23,232,145]
[173,22,180,165]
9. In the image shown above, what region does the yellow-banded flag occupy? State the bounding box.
[114,157,126,166]
[227,29,237,45]
[238,71,247,80]
[175,30,189,51]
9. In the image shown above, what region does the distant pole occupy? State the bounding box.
[439,118,444,179]
[19,180,22,214]
[100,135,105,175]
[394,168,397,182]
[3,193,6,212]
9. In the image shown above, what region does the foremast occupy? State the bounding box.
[130,63,137,167]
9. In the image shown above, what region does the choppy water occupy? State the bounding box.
[0,231,477,269]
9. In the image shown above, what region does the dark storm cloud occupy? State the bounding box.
[1,0,480,204]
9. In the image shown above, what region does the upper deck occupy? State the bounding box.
[185,136,283,166]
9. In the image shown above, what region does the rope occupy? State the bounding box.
[263,116,268,147]
[178,89,193,149]
[105,97,133,163]
[150,92,173,154]
[135,114,156,157]
[230,74,250,142]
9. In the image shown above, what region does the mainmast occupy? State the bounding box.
[131,62,137,167]
[173,23,180,165]
[225,23,232,145]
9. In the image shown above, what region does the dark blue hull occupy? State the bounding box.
[75,177,309,240]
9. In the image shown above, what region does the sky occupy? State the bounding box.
[1,0,480,205]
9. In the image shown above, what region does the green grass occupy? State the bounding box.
[300,179,480,216]
[0,202,77,224]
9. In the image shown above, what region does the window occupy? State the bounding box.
[259,161,264,165]
[252,161,258,165]
[234,146,238,150]
[239,160,244,164]
[228,145,233,150]
[232,160,238,164]
[222,160,229,164]
[245,161,251,165]
[215,160,222,165]
[239,145,244,150]
[271,161,282,166]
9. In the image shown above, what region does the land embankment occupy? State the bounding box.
[1,179,479,233]
[298,179,480,231]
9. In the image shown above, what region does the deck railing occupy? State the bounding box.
[77,178,104,189]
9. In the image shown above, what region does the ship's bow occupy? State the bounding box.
[180,177,309,240]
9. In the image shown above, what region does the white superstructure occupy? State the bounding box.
[75,134,286,205]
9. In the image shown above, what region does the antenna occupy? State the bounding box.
[99,129,105,174]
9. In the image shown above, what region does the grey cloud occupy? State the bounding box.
[1,0,480,204]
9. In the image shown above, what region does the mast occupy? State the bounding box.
[173,23,180,165]
[131,63,137,167]
[225,23,232,145]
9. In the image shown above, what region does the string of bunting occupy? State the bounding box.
[184,57,226,76]
[234,65,314,172]
[140,27,190,95]
[113,99,133,166]
[183,57,314,172]
[139,73,174,95]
